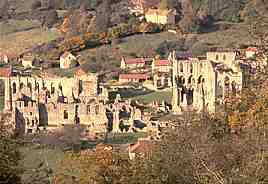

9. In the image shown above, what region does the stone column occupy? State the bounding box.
[161,75,165,87]
[4,77,11,111]
[181,93,188,107]
[112,107,120,133]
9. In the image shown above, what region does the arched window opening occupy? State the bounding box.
[188,76,192,84]
[190,64,193,73]
[87,105,91,114]
[35,82,40,91]
[198,76,203,84]
[223,54,226,60]
[51,83,55,94]
[27,83,32,92]
[79,80,83,94]
[180,63,183,72]
[12,83,16,94]
[64,110,68,120]
[59,83,63,92]
[216,54,219,61]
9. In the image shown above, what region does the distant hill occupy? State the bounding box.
[179,0,268,22]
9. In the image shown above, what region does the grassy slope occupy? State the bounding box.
[0,28,61,55]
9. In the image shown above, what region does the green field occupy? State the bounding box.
[0,27,61,55]
[132,89,172,104]
[0,19,39,35]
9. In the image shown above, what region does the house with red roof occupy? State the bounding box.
[246,47,258,59]
[152,58,171,73]
[60,52,78,69]
[119,73,150,83]
[0,66,12,78]
[120,58,146,70]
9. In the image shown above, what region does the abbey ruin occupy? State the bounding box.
[170,51,243,113]
[0,48,255,136]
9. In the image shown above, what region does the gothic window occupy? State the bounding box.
[79,80,83,94]
[51,83,55,94]
[35,82,40,92]
[27,83,32,92]
[198,76,204,84]
[180,63,183,72]
[59,83,63,91]
[223,54,226,60]
[12,82,16,94]
[87,105,91,114]
[190,64,193,73]
[188,76,192,84]
[216,54,219,61]
[64,110,68,120]
[95,105,99,114]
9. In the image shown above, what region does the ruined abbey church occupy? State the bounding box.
[170,50,243,113]
[0,49,245,134]
[0,67,110,134]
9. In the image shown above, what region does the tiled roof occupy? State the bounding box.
[246,47,258,52]
[154,59,170,66]
[0,66,12,77]
[119,73,149,80]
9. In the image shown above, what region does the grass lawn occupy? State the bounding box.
[132,89,172,104]
[0,96,4,111]
[0,19,39,35]
[20,145,64,181]
[0,28,61,55]
[119,32,178,56]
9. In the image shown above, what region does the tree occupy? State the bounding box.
[0,114,23,184]
[95,0,111,32]
[31,1,42,10]
[0,0,9,19]
[158,0,171,10]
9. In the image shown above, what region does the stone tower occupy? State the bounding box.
[171,51,181,114]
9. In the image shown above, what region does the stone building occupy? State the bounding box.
[60,52,78,69]
[152,59,171,73]
[0,66,109,134]
[245,47,258,58]
[145,8,176,25]
[119,73,150,83]
[21,54,37,68]
[120,58,146,70]
[170,50,243,114]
